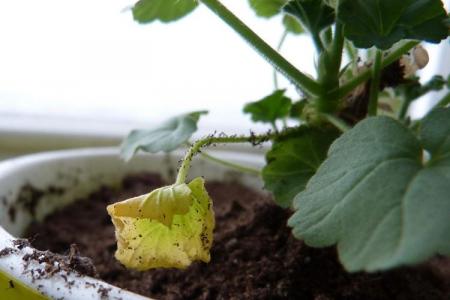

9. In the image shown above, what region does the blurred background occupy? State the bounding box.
[0,0,448,156]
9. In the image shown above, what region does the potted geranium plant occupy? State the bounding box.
[0,0,449,299]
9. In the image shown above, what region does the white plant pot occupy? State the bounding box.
[0,148,264,300]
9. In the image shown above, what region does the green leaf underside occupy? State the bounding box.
[120,111,208,161]
[289,109,450,272]
[283,0,335,36]
[338,0,449,49]
[133,0,198,23]
[249,0,288,18]
[244,90,292,123]
[262,127,339,207]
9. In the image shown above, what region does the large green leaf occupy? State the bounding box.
[132,0,198,24]
[283,0,335,36]
[121,111,208,161]
[289,109,450,272]
[249,0,288,18]
[243,90,292,124]
[262,127,339,207]
[338,0,449,49]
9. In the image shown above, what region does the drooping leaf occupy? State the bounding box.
[107,177,215,270]
[283,15,305,34]
[121,111,208,161]
[244,90,292,124]
[338,0,449,49]
[132,0,199,24]
[249,0,288,18]
[289,110,450,272]
[262,127,339,207]
[283,0,335,36]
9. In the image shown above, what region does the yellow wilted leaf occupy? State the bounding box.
[107,177,215,270]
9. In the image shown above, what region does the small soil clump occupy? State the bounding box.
[26,173,449,299]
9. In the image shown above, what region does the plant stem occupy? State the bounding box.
[199,151,261,176]
[334,40,419,100]
[321,113,350,132]
[176,133,275,184]
[316,22,345,112]
[273,30,289,90]
[200,0,320,96]
[398,97,411,120]
[312,32,325,53]
[435,91,450,108]
[367,49,383,116]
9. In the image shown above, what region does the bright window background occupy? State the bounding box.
[0,0,448,136]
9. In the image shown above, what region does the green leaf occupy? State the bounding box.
[248,0,288,18]
[132,0,198,24]
[289,110,450,272]
[107,177,215,270]
[338,0,449,49]
[262,127,339,207]
[121,111,208,161]
[244,90,292,124]
[283,0,335,36]
[283,15,305,34]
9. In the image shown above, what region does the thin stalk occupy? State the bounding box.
[398,97,411,120]
[200,0,321,96]
[199,151,261,176]
[176,133,275,184]
[334,41,419,100]
[435,92,450,108]
[312,32,325,53]
[273,30,289,90]
[368,50,383,116]
[321,113,350,132]
[315,22,345,113]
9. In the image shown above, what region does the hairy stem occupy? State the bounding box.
[316,22,345,113]
[273,30,289,90]
[368,50,383,116]
[334,41,419,100]
[200,0,320,96]
[176,133,275,184]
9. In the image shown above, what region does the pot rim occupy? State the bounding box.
[0,147,264,300]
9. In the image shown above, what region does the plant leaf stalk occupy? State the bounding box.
[200,0,321,96]
[367,49,383,116]
[176,133,275,184]
[315,21,345,113]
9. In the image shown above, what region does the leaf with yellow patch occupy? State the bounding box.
[107,177,215,270]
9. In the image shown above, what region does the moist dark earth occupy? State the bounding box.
[25,173,450,300]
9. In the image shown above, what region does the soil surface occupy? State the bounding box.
[26,173,449,300]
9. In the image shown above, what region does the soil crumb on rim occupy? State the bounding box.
[25,173,450,300]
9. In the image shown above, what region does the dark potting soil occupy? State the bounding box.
[25,173,449,300]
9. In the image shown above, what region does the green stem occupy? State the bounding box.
[368,49,383,116]
[435,92,450,108]
[398,97,411,120]
[176,133,275,184]
[273,30,289,90]
[316,22,345,113]
[312,32,325,53]
[199,151,261,176]
[200,0,320,96]
[334,41,419,100]
[321,113,350,132]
